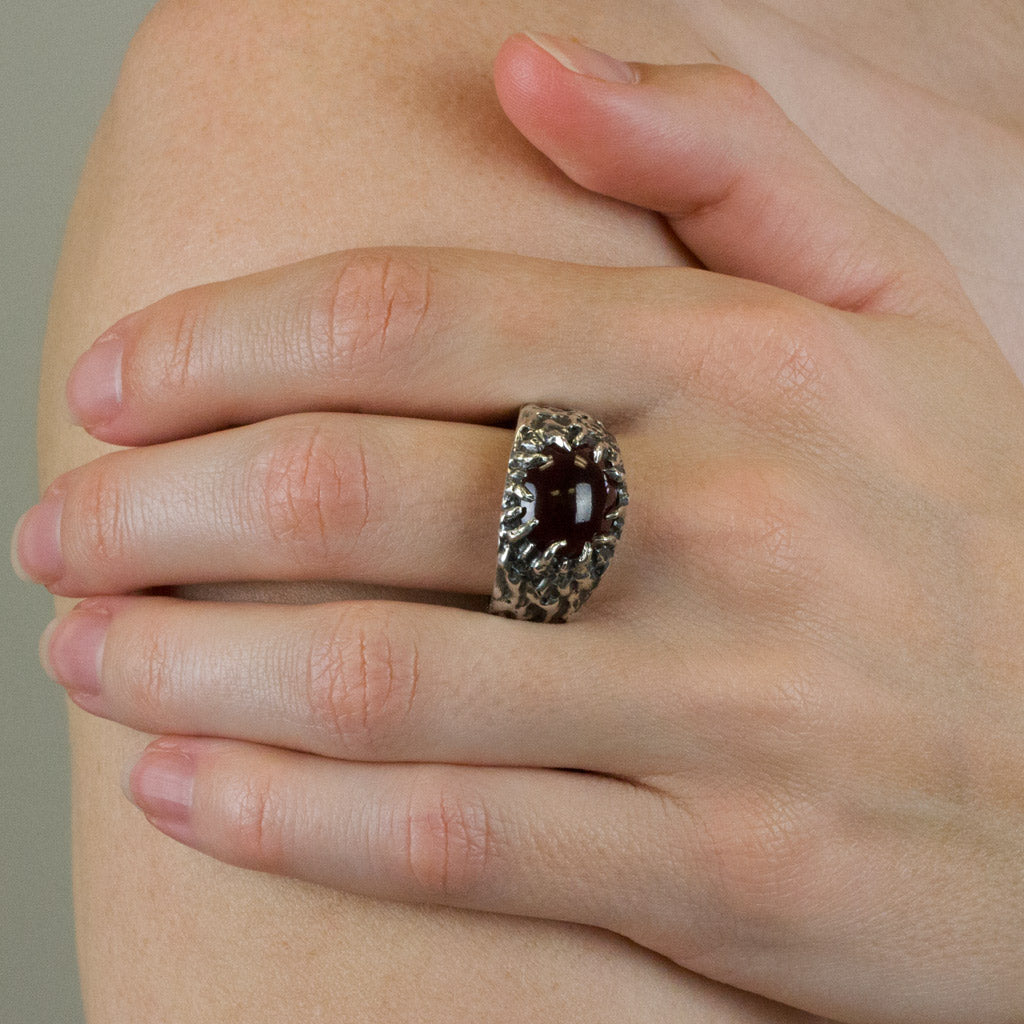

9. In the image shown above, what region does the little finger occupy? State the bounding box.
[122,736,693,950]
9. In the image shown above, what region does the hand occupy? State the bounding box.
[15,35,1024,1024]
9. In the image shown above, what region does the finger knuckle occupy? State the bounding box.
[754,659,829,747]
[401,776,495,901]
[689,290,848,429]
[305,606,420,756]
[705,64,775,122]
[317,250,435,380]
[69,463,135,571]
[753,306,834,417]
[131,627,179,719]
[725,656,833,774]
[252,420,373,557]
[693,788,823,938]
[219,766,289,871]
[153,287,212,393]
[662,460,821,606]
[680,650,826,769]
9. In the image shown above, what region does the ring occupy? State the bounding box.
[489,404,628,623]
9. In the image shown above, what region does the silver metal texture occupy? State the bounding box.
[489,404,628,623]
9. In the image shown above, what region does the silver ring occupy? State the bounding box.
[489,404,628,623]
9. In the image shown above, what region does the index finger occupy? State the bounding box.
[64,248,770,445]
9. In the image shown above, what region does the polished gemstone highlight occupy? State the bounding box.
[523,445,615,558]
[491,405,626,622]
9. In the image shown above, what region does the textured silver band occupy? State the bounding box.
[489,404,628,623]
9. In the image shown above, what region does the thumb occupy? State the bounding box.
[494,33,966,318]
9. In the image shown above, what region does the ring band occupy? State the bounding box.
[489,405,628,623]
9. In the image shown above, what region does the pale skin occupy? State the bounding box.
[19,2,1024,1022]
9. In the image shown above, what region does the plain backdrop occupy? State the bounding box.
[1,4,155,1021]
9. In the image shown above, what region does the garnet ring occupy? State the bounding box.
[489,404,628,623]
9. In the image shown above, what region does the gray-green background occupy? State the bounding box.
[2,4,154,1021]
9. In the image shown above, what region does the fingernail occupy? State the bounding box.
[10,513,32,583]
[523,32,637,84]
[67,328,124,429]
[11,485,66,584]
[123,740,196,844]
[45,604,110,702]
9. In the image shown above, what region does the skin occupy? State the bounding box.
[24,44,1024,1021]
[22,1,1024,1021]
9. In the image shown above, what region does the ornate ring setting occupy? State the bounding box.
[489,405,628,623]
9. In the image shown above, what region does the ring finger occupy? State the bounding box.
[16,412,519,597]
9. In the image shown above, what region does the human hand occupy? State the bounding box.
[14,35,1024,1024]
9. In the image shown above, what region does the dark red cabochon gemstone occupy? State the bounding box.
[524,445,612,558]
